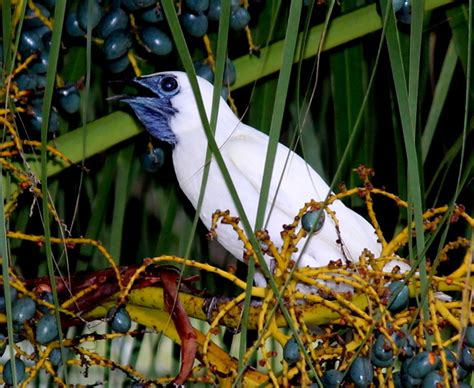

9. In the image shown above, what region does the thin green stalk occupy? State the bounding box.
[433,1,472,275]
[409,1,431,339]
[422,39,458,163]
[237,1,283,377]
[0,176,17,386]
[236,1,322,383]
[110,145,135,261]
[183,0,231,260]
[255,0,303,231]
[408,0,424,129]
[40,0,69,377]
[380,0,429,336]
[455,2,471,208]
[1,2,22,384]
[243,1,336,380]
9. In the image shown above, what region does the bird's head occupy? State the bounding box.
[118,71,223,146]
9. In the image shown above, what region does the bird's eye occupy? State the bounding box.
[159,76,179,96]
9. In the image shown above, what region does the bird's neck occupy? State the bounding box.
[171,105,241,198]
[173,103,240,147]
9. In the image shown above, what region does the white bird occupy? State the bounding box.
[120,71,384,287]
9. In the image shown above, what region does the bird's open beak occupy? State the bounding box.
[107,78,159,102]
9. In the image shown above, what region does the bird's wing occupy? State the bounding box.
[222,125,381,260]
[223,125,332,219]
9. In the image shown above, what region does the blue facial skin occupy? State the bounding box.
[121,74,179,146]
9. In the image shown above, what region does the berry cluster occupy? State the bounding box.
[62,0,249,172]
[280,279,474,386]
[6,0,254,172]
[283,312,474,386]
[0,285,60,385]
[0,284,131,385]
[11,0,82,135]
[64,0,251,76]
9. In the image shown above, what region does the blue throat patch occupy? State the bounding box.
[124,96,178,146]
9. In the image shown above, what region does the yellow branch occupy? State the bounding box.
[86,303,270,386]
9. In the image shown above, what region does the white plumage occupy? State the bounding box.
[122,71,383,286]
